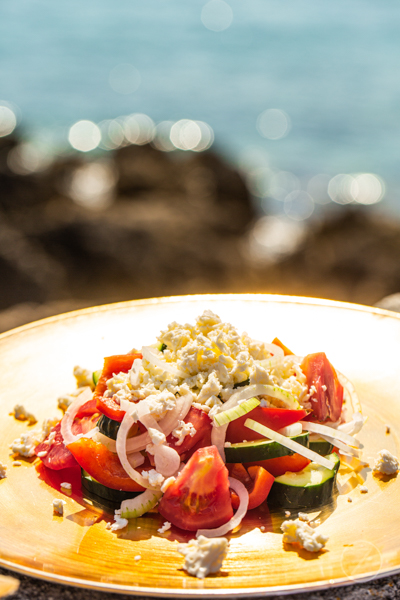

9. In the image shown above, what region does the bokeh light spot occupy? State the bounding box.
[7,142,51,175]
[68,120,101,152]
[109,64,141,95]
[123,113,155,145]
[328,174,356,204]
[257,109,291,140]
[68,161,117,210]
[284,190,314,221]
[201,0,233,32]
[0,105,17,137]
[351,173,384,205]
[170,119,214,152]
[249,216,306,262]
[307,174,332,204]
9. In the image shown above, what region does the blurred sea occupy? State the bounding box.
[1,0,400,216]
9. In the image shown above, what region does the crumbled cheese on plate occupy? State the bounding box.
[177,535,229,579]
[281,518,328,552]
[373,449,399,475]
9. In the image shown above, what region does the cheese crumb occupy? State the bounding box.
[11,404,37,425]
[53,499,66,516]
[60,482,72,493]
[177,535,229,579]
[158,521,172,534]
[110,516,128,531]
[172,421,196,446]
[141,469,164,487]
[0,462,7,478]
[298,512,310,522]
[385,424,391,434]
[281,519,328,552]
[12,461,21,467]
[347,497,353,503]
[73,365,94,389]
[134,555,141,561]
[284,510,291,517]
[359,485,368,493]
[373,449,399,475]
[10,430,43,457]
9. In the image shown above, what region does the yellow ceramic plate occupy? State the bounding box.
[0,294,399,596]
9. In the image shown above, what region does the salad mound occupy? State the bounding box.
[33,310,365,538]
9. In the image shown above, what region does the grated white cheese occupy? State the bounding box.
[177,535,229,579]
[53,499,66,516]
[373,449,399,475]
[158,521,172,534]
[0,462,7,478]
[73,366,94,389]
[172,421,196,446]
[10,404,37,424]
[281,518,328,552]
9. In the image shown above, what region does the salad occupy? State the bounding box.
[32,310,367,540]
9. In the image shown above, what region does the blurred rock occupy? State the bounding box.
[1,132,400,335]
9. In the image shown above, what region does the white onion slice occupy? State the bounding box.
[129,358,142,387]
[140,413,181,477]
[125,393,193,454]
[61,387,93,446]
[338,411,366,436]
[257,343,284,369]
[300,421,361,449]
[142,346,186,378]
[196,477,249,538]
[93,431,117,452]
[222,384,299,412]
[245,418,334,470]
[277,422,303,437]
[321,435,361,458]
[337,370,362,416]
[211,423,228,462]
[128,451,145,469]
[120,488,162,519]
[116,407,154,489]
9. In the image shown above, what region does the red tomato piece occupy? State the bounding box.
[67,437,145,491]
[301,352,343,422]
[158,445,233,531]
[95,353,141,422]
[226,406,308,444]
[35,409,100,470]
[166,407,212,456]
[230,465,275,510]
[244,453,310,477]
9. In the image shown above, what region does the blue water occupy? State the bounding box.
[1,0,400,213]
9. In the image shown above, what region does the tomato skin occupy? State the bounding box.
[166,407,212,456]
[229,464,275,510]
[67,437,145,491]
[35,405,99,470]
[301,352,343,422]
[226,407,308,444]
[244,453,310,477]
[158,445,233,531]
[95,354,142,422]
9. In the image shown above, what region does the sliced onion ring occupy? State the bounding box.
[61,387,93,446]
[211,423,228,462]
[300,421,361,448]
[116,405,155,489]
[141,346,186,378]
[220,383,299,412]
[196,477,249,538]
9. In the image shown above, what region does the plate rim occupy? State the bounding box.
[1,293,400,596]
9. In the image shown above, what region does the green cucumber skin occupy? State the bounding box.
[267,454,340,509]
[97,414,121,440]
[225,432,309,463]
[309,439,334,456]
[81,470,139,503]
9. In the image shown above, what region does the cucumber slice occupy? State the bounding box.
[213,397,260,427]
[120,488,162,519]
[225,432,309,463]
[308,434,334,456]
[268,453,340,509]
[92,370,102,386]
[97,414,121,440]
[81,470,140,504]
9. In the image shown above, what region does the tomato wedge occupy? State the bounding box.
[35,402,100,470]
[301,352,343,422]
[229,464,274,510]
[67,437,145,491]
[226,406,308,444]
[95,353,142,422]
[166,407,212,456]
[244,453,310,477]
[158,445,233,531]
